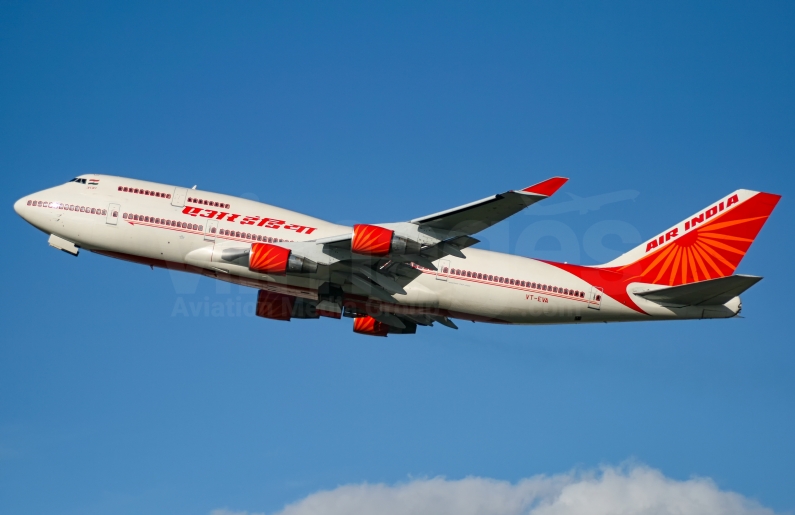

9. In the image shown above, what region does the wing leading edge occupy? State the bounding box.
[410,177,568,236]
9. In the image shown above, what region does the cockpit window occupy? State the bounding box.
[69,178,87,184]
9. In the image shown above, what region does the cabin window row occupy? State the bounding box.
[118,186,171,199]
[123,213,203,231]
[28,200,106,215]
[188,197,230,209]
[219,229,292,243]
[443,266,586,298]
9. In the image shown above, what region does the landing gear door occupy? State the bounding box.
[106,203,120,225]
[588,286,603,310]
[436,259,450,281]
[171,187,188,207]
[205,220,218,242]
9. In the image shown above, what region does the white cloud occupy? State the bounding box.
[213,464,774,515]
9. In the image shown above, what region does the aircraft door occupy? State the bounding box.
[205,220,218,241]
[106,203,120,225]
[588,286,603,310]
[171,187,188,207]
[436,259,450,281]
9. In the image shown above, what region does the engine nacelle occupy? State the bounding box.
[223,243,317,275]
[352,315,417,336]
[351,224,420,256]
[256,291,295,321]
[353,316,389,336]
[256,291,321,321]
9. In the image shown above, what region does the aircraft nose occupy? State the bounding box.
[14,196,28,217]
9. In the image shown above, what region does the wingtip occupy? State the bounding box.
[522,177,569,196]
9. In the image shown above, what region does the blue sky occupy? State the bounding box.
[1,2,793,514]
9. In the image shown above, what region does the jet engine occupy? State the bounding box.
[351,224,420,256]
[222,243,317,275]
[255,291,320,321]
[352,315,416,336]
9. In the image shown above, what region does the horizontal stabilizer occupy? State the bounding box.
[636,274,762,307]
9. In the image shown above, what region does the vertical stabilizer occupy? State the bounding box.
[597,189,780,286]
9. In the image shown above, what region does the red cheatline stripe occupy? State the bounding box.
[415,268,590,302]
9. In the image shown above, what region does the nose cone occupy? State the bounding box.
[14,197,28,218]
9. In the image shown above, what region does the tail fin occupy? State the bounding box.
[599,189,780,286]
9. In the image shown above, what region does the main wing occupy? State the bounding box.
[411,176,568,237]
[316,176,568,250]
[245,177,569,335]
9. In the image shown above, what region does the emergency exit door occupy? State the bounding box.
[171,187,188,207]
[205,220,219,241]
[588,286,603,310]
[436,259,450,281]
[106,203,120,225]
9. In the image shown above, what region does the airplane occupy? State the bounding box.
[527,190,640,216]
[14,175,780,336]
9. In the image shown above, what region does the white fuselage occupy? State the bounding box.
[14,175,740,325]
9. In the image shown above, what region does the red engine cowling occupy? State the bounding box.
[250,243,291,274]
[352,316,389,337]
[351,224,421,256]
[249,243,317,275]
[351,224,394,256]
[256,291,295,321]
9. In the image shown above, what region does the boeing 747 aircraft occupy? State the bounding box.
[14,176,780,336]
